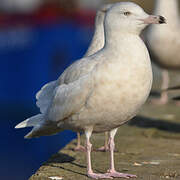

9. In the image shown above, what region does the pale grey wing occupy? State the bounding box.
[59,56,98,84]
[48,74,94,122]
[36,80,58,113]
[36,58,83,112]
[58,58,84,84]
[36,56,97,114]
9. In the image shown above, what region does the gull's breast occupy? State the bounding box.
[74,50,152,132]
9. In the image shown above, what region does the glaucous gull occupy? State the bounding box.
[15,2,165,179]
[75,3,113,152]
[147,0,179,105]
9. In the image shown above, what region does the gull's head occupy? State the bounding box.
[104,2,166,35]
[95,3,113,25]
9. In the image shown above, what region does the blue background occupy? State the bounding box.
[1,21,93,180]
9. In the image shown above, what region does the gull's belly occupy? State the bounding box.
[74,59,152,132]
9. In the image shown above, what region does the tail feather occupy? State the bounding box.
[15,114,60,138]
[24,126,41,139]
[24,124,61,139]
[15,114,43,129]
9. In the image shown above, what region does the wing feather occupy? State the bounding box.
[36,80,57,113]
[48,74,94,122]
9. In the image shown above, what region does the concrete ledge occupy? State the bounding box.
[29,102,180,180]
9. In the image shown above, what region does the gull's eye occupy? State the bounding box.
[124,11,131,16]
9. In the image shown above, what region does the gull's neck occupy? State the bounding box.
[84,12,105,56]
[104,28,142,52]
[155,0,179,24]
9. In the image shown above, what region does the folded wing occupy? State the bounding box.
[48,74,94,122]
[36,80,58,113]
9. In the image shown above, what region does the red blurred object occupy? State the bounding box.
[0,2,96,27]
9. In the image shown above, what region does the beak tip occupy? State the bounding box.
[159,15,166,24]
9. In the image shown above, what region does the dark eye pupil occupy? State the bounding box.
[124,12,131,16]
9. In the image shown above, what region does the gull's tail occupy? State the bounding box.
[15,114,61,138]
[15,114,44,138]
[15,114,43,129]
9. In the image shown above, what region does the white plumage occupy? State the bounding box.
[15,2,165,178]
[36,80,57,113]
[73,3,113,151]
[146,0,180,104]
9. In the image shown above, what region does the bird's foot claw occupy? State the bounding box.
[87,172,113,179]
[150,98,168,105]
[105,170,137,178]
[96,146,118,152]
[73,145,86,152]
[96,146,109,152]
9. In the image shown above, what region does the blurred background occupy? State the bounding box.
[1,0,180,180]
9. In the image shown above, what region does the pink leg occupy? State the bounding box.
[160,69,169,103]
[151,69,169,105]
[97,132,118,152]
[105,128,137,178]
[85,128,112,179]
[97,132,109,152]
[74,132,86,151]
